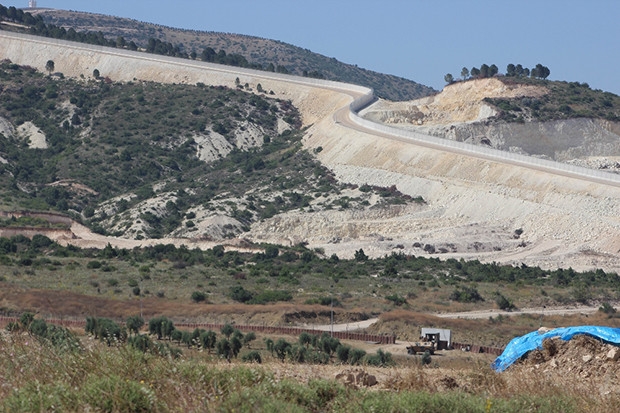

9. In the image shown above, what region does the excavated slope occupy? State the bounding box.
[362,78,546,125]
[0,33,619,272]
[361,78,620,168]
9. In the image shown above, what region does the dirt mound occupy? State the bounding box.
[511,334,620,394]
[362,78,547,126]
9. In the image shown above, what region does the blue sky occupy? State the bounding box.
[6,0,620,95]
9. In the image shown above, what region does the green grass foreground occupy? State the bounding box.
[0,332,587,413]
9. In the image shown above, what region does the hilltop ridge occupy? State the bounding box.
[30,8,435,101]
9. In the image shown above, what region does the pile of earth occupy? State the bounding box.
[508,334,620,394]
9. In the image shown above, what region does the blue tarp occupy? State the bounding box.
[492,326,620,372]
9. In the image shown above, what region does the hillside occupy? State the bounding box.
[0,61,417,241]
[0,28,619,273]
[361,77,620,170]
[30,8,436,102]
[1,11,620,412]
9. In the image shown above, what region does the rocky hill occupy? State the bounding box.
[361,78,620,171]
[0,29,619,274]
[30,8,435,102]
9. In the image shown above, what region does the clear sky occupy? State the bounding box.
[5,0,620,95]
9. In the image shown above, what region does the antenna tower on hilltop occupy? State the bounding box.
[28,0,37,8]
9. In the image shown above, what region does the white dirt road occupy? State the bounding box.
[304,318,381,333]
[303,305,600,331]
[435,305,599,320]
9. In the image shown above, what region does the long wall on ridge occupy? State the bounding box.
[1,31,620,271]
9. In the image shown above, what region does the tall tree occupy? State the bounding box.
[45,59,54,74]
[126,315,144,336]
[461,67,470,80]
[444,73,454,84]
[515,64,524,77]
[506,63,516,77]
[532,63,550,79]
[479,64,490,78]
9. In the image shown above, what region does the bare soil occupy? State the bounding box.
[508,334,620,395]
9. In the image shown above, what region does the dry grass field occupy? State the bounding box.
[2,323,620,412]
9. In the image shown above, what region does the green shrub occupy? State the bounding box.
[29,319,48,337]
[319,333,340,356]
[385,294,407,306]
[288,344,308,363]
[217,338,233,361]
[305,296,342,307]
[305,350,330,364]
[348,348,367,365]
[421,350,432,365]
[148,316,175,340]
[495,292,515,311]
[449,286,484,303]
[126,315,145,335]
[336,344,351,363]
[229,285,254,303]
[264,245,279,259]
[273,338,291,361]
[364,349,394,367]
[242,350,262,363]
[599,302,616,315]
[191,291,206,302]
[83,375,155,413]
[86,317,126,346]
[242,331,257,348]
[199,330,217,351]
[127,334,153,352]
[20,312,35,328]
[298,332,313,347]
[220,323,235,338]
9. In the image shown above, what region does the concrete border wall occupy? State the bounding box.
[348,101,620,188]
[1,30,619,188]
[0,31,370,96]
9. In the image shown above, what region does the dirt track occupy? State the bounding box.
[435,305,599,320]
